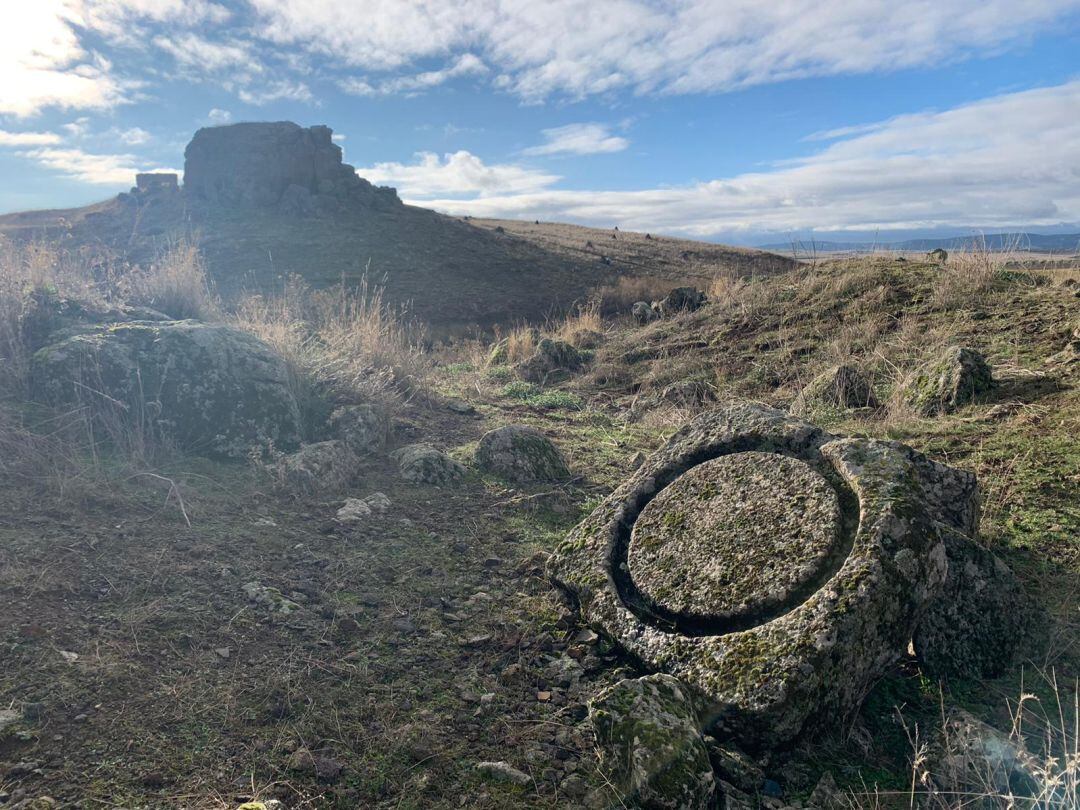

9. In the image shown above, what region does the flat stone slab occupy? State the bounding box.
[549,403,976,746]
[628,452,845,627]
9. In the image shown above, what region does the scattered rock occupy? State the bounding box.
[0,708,20,731]
[475,424,572,482]
[276,440,359,493]
[927,248,948,263]
[655,286,707,318]
[446,397,477,415]
[659,378,716,410]
[516,338,587,383]
[703,738,763,794]
[928,709,1038,801]
[589,673,714,809]
[900,346,994,415]
[242,582,302,617]
[808,772,843,809]
[329,402,389,452]
[632,301,660,325]
[391,443,465,485]
[336,492,392,524]
[475,761,531,786]
[791,364,878,416]
[31,321,303,458]
[286,747,344,781]
[214,647,231,659]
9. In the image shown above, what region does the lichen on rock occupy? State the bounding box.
[391,443,465,485]
[549,403,1028,748]
[31,320,302,458]
[589,673,715,809]
[900,346,994,415]
[791,364,878,416]
[475,424,572,482]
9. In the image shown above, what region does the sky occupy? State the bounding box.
[1,1,1079,245]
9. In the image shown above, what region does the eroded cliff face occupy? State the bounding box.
[182,121,399,212]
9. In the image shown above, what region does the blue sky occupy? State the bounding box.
[2,1,1079,244]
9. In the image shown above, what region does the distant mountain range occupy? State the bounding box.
[757,232,1080,253]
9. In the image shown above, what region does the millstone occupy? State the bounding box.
[546,403,1009,747]
[628,452,843,626]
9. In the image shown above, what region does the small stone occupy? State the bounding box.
[463,634,492,647]
[214,647,231,659]
[475,425,572,482]
[561,773,587,798]
[446,398,476,415]
[0,708,20,730]
[572,628,598,644]
[475,761,531,786]
[58,650,79,663]
[536,691,552,702]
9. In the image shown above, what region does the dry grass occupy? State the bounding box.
[596,275,692,315]
[233,273,428,423]
[112,239,218,320]
[551,298,604,345]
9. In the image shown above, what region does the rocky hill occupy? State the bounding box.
[0,122,794,332]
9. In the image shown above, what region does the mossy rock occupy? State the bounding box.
[547,403,1028,747]
[515,338,586,383]
[791,364,878,416]
[900,346,994,415]
[391,442,465,485]
[475,424,572,482]
[589,674,715,809]
[31,320,302,458]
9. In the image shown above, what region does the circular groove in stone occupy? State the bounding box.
[627,452,843,624]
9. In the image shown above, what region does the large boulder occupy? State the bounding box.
[475,425,571,482]
[515,338,587,384]
[913,530,1044,679]
[900,346,994,415]
[183,122,399,210]
[791,364,878,416]
[31,320,302,457]
[589,674,715,809]
[548,404,1029,747]
[391,443,465,485]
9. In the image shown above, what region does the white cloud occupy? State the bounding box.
[523,123,629,156]
[15,145,167,184]
[0,1,127,117]
[250,0,1080,101]
[380,81,1080,237]
[340,53,488,97]
[355,150,560,198]
[0,130,63,146]
[117,126,150,145]
[236,79,313,105]
[152,32,258,73]
[207,107,232,124]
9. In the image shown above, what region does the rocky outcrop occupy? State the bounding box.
[900,346,994,415]
[549,403,1030,747]
[391,443,465,485]
[589,674,715,809]
[791,364,878,416]
[31,320,302,458]
[475,425,572,482]
[183,122,399,212]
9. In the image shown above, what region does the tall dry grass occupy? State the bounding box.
[112,239,218,320]
[232,273,428,425]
